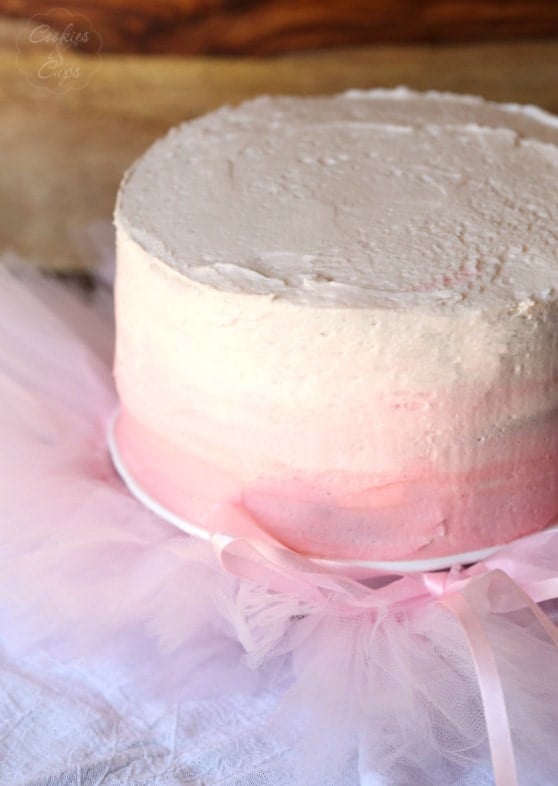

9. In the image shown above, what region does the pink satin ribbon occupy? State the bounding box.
[209,503,558,786]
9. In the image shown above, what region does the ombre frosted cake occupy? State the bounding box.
[113,88,558,562]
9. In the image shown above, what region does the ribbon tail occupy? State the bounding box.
[442,590,519,786]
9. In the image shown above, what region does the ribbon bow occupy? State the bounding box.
[209,503,558,786]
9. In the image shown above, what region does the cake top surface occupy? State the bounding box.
[116,88,558,310]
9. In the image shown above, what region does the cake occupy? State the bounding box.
[113,88,558,563]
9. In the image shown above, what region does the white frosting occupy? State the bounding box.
[116,87,558,311]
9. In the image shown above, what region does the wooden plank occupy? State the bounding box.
[3,1,558,54]
[2,39,558,270]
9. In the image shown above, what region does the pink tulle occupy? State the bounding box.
[1,249,558,786]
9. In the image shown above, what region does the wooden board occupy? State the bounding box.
[3,1,558,54]
[2,34,558,270]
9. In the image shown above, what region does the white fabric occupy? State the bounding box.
[0,644,290,786]
[0,643,501,786]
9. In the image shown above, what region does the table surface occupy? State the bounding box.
[2,25,558,271]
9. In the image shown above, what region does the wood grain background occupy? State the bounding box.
[3,0,558,55]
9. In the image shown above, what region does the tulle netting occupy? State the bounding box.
[1,249,558,786]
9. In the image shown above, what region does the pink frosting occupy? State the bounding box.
[113,231,558,560]
[114,406,558,560]
[113,89,558,561]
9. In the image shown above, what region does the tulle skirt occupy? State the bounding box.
[2,247,558,786]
